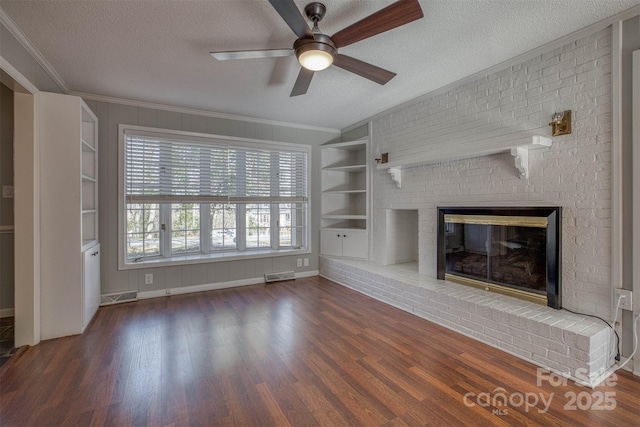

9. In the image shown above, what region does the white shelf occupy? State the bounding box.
[323,164,366,172]
[321,139,368,149]
[377,135,552,182]
[82,239,98,251]
[81,140,96,152]
[322,225,367,231]
[323,188,366,194]
[322,214,367,220]
[81,175,96,182]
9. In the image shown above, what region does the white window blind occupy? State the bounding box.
[124,131,308,204]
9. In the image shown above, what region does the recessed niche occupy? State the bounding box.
[383,209,418,267]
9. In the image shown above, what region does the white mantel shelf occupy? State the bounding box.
[376,135,552,187]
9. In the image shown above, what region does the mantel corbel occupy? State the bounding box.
[388,167,402,188]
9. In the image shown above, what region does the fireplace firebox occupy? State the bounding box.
[437,207,561,309]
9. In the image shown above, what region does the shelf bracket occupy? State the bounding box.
[510,135,552,180]
[511,146,529,180]
[388,167,402,188]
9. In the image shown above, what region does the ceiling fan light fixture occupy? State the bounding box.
[298,49,334,71]
[296,41,335,71]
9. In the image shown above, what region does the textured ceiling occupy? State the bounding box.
[1,0,638,129]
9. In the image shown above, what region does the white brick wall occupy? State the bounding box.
[370,27,613,319]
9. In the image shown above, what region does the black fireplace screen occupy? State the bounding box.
[437,207,561,309]
[445,223,547,294]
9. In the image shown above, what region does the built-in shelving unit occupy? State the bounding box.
[81,110,98,249]
[39,92,100,339]
[320,139,369,259]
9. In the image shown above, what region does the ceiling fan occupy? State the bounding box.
[210,0,424,97]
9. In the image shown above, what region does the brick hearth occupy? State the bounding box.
[320,257,613,387]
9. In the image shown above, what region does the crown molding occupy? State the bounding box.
[0,56,39,94]
[73,91,341,134]
[343,4,640,133]
[0,6,69,93]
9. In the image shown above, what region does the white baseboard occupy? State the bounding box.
[138,270,319,300]
[0,308,15,318]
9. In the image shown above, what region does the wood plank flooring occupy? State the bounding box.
[1,276,639,426]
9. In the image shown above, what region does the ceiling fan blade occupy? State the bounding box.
[331,0,424,48]
[290,67,314,97]
[333,54,396,85]
[269,0,313,39]
[211,49,294,61]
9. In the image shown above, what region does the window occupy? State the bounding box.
[126,203,161,257]
[120,125,309,266]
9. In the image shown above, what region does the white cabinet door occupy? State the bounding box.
[342,230,368,259]
[321,230,343,256]
[83,244,100,328]
[321,229,368,259]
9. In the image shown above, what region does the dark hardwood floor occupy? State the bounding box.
[1,276,639,426]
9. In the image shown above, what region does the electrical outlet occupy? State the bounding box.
[614,289,633,311]
[145,273,153,285]
[296,258,302,267]
[303,257,309,267]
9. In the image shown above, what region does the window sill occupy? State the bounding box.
[119,247,311,270]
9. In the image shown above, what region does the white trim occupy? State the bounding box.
[10,77,40,347]
[117,123,126,271]
[0,6,69,93]
[75,91,340,134]
[0,56,38,94]
[342,5,640,133]
[367,121,373,261]
[0,308,15,318]
[611,21,624,318]
[632,49,640,376]
[138,270,319,299]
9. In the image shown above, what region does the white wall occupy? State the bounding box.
[369,27,613,319]
[86,100,339,295]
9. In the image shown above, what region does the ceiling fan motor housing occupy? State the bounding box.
[304,2,327,23]
[294,34,336,61]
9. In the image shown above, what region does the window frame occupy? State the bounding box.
[118,124,312,270]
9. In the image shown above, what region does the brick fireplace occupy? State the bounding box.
[321,24,617,385]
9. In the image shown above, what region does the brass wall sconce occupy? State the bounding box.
[549,110,572,136]
[374,153,389,164]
